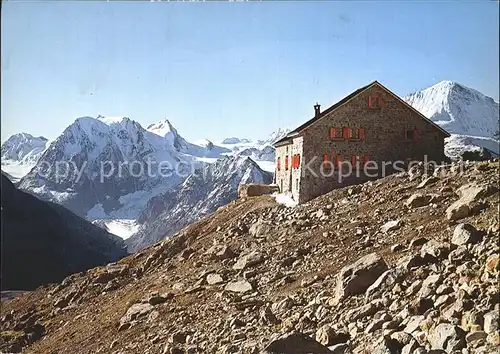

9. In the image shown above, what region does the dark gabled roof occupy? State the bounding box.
[274,80,450,146]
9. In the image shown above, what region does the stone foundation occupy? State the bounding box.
[238,184,279,198]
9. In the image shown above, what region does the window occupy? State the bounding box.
[351,155,360,169]
[363,155,371,167]
[296,178,299,191]
[348,128,365,140]
[330,127,343,140]
[285,156,289,170]
[277,157,281,171]
[336,155,343,169]
[368,95,381,109]
[293,154,301,169]
[331,127,365,140]
[406,128,420,141]
[323,154,330,169]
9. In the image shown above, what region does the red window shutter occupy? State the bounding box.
[294,155,298,168]
[285,156,289,170]
[336,155,342,168]
[414,129,420,141]
[343,128,350,139]
[359,128,365,140]
[363,155,370,167]
[291,155,295,169]
[323,154,329,169]
[330,127,335,139]
[368,96,374,108]
[351,155,357,168]
[277,158,281,171]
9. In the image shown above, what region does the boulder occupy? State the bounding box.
[262,331,332,354]
[119,303,154,330]
[206,273,224,285]
[405,194,432,208]
[451,223,481,245]
[428,324,466,351]
[365,267,407,299]
[335,253,388,301]
[484,310,499,334]
[315,325,349,346]
[420,240,450,260]
[224,280,253,293]
[233,251,264,270]
[446,183,498,220]
[380,220,402,234]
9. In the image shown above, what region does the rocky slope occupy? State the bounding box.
[127,155,273,252]
[0,173,127,291]
[1,160,498,353]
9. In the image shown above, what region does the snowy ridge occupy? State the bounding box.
[1,133,49,181]
[18,116,194,218]
[405,81,499,138]
[126,155,273,252]
[405,80,499,159]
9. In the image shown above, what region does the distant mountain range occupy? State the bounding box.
[127,155,273,252]
[1,80,498,252]
[1,116,284,250]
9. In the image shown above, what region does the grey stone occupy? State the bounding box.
[335,253,388,301]
[262,331,333,354]
[380,220,402,233]
[119,303,154,330]
[403,315,424,334]
[406,194,432,208]
[365,267,407,299]
[233,251,264,270]
[206,273,224,285]
[483,310,499,334]
[428,323,466,351]
[451,223,481,245]
[224,280,253,293]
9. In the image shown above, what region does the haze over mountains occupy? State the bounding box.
[1,80,499,251]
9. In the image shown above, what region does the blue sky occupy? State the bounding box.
[1,1,499,143]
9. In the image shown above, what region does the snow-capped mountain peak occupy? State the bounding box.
[405,80,499,138]
[1,133,49,180]
[146,119,187,151]
[259,127,291,146]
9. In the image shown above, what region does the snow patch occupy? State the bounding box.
[273,192,298,208]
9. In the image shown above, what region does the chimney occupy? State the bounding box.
[314,103,321,118]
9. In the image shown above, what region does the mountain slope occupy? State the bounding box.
[0,173,127,290]
[405,81,500,160]
[17,116,194,218]
[1,133,48,163]
[404,80,499,138]
[1,133,49,181]
[126,155,273,252]
[1,160,498,353]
